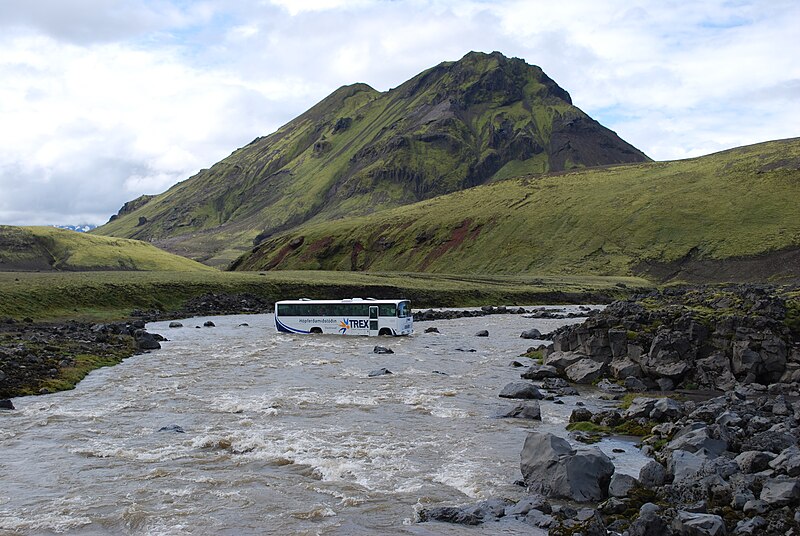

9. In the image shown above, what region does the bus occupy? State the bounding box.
[274,298,413,336]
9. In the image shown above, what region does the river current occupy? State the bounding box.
[1,308,647,535]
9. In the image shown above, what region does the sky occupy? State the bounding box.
[1,0,798,226]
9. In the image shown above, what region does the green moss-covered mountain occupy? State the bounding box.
[0,226,213,272]
[232,138,800,283]
[93,51,648,266]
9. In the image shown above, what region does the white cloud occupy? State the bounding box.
[0,0,798,224]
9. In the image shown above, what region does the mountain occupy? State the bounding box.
[54,224,97,233]
[0,226,213,272]
[230,138,800,283]
[93,51,649,266]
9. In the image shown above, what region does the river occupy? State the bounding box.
[0,308,647,535]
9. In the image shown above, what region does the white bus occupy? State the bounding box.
[274,298,413,336]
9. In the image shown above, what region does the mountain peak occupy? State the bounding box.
[95,53,647,266]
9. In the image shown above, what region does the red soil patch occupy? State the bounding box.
[420,219,482,270]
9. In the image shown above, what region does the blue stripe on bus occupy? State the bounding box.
[275,317,311,334]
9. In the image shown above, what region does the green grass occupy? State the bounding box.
[0,226,213,272]
[0,270,651,322]
[236,138,800,278]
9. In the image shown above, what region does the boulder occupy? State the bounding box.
[650,397,685,421]
[671,511,727,536]
[596,378,626,394]
[695,352,736,391]
[732,335,787,384]
[504,494,551,517]
[623,376,649,391]
[565,358,606,384]
[520,365,559,380]
[424,327,439,333]
[520,328,542,339]
[497,402,541,420]
[759,477,800,507]
[669,450,707,484]
[742,430,795,454]
[368,368,392,377]
[134,330,161,350]
[733,516,766,536]
[520,432,615,502]
[569,408,593,423]
[203,321,215,327]
[544,351,585,370]
[373,346,394,354]
[623,397,659,420]
[416,506,481,525]
[499,382,543,400]
[639,460,667,488]
[627,503,669,536]
[641,330,694,381]
[608,329,628,358]
[608,473,638,498]
[734,451,775,474]
[168,321,183,328]
[0,399,14,410]
[158,424,185,433]
[770,445,800,476]
[667,427,728,457]
[475,330,489,337]
[542,377,570,389]
[611,358,642,379]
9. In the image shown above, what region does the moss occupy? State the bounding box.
[521,349,544,363]
[785,294,800,337]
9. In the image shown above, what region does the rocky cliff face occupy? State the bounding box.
[93,51,649,266]
[543,285,799,391]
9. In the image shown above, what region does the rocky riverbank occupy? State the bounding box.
[413,304,599,322]
[0,318,166,402]
[417,284,800,535]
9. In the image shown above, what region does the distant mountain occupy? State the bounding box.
[93,51,649,266]
[231,138,800,283]
[0,226,213,272]
[55,224,96,233]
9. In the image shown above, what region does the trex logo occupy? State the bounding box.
[339,318,370,333]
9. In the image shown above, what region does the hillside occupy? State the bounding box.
[231,138,800,282]
[0,226,213,272]
[93,51,648,266]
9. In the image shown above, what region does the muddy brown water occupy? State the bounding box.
[0,308,648,535]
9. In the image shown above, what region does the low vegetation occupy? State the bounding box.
[235,138,800,281]
[0,270,650,322]
[0,226,212,272]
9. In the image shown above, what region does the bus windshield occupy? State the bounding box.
[397,301,411,318]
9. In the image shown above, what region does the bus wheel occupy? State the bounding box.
[378,328,393,336]
[310,327,323,334]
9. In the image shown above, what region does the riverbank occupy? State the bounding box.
[0,271,643,400]
[0,270,644,322]
[416,283,800,534]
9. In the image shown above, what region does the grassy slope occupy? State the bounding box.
[234,138,800,278]
[0,226,213,272]
[93,52,647,266]
[0,270,649,321]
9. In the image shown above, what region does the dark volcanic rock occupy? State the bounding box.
[520,432,615,502]
[0,399,14,410]
[373,345,394,354]
[497,401,541,420]
[499,382,543,400]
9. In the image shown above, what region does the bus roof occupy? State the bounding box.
[275,298,409,305]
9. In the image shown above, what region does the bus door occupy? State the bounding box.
[369,306,379,336]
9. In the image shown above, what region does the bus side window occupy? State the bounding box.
[379,303,396,317]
